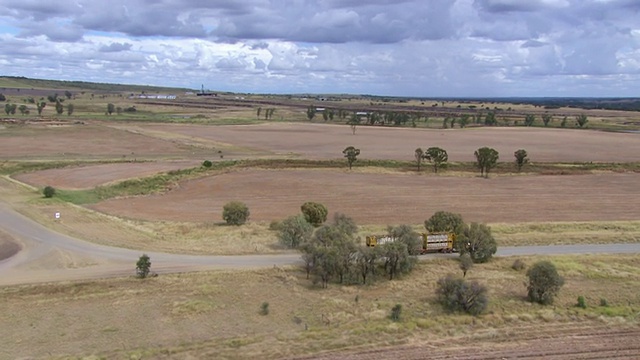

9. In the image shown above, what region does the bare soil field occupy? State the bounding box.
[135,122,640,162]
[14,160,201,189]
[91,169,640,224]
[0,123,209,160]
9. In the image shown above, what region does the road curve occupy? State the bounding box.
[1,201,640,286]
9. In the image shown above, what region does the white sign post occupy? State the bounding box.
[55,212,60,220]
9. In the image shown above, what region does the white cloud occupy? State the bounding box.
[0,0,637,96]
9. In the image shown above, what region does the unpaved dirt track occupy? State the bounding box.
[2,201,640,286]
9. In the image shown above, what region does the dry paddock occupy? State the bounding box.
[90,169,640,224]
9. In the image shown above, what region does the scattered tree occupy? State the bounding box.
[474,147,499,178]
[278,214,314,248]
[526,260,564,305]
[436,274,488,315]
[43,186,56,198]
[55,100,64,115]
[514,149,529,172]
[136,254,151,278]
[425,211,465,236]
[0,93,5,101]
[260,302,270,315]
[460,222,497,263]
[459,114,470,128]
[202,160,213,168]
[381,240,415,280]
[575,114,588,128]
[67,103,74,116]
[343,146,360,170]
[256,107,262,118]
[511,259,526,271]
[64,90,73,99]
[300,201,328,227]
[459,253,473,277]
[107,103,115,115]
[560,116,568,128]
[36,101,46,115]
[524,114,535,126]
[222,201,250,225]
[347,113,360,134]
[414,148,424,171]
[332,212,358,237]
[306,105,316,121]
[542,114,552,127]
[388,224,422,256]
[576,295,587,309]
[18,104,28,115]
[424,147,448,173]
[390,304,402,322]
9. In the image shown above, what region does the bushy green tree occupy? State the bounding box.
[474,147,499,178]
[278,214,314,248]
[332,212,358,237]
[306,105,316,120]
[514,149,528,172]
[222,201,250,226]
[436,275,488,315]
[575,114,588,128]
[300,201,328,226]
[107,103,115,115]
[526,261,564,305]
[460,223,497,263]
[136,254,151,278]
[425,211,465,235]
[343,146,360,170]
[202,160,213,168]
[43,186,56,198]
[424,147,448,173]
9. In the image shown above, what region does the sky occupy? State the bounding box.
[0,0,639,97]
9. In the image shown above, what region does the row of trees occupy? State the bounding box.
[305,105,589,129]
[4,101,73,116]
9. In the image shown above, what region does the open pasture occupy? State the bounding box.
[90,169,640,225]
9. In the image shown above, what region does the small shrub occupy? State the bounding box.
[526,261,564,305]
[202,160,213,168]
[512,259,526,271]
[600,298,609,307]
[300,201,328,226]
[576,296,587,309]
[260,302,270,315]
[43,186,56,198]
[390,304,402,322]
[436,274,488,316]
[222,201,250,226]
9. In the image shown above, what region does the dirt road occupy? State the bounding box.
[1,201,640,286]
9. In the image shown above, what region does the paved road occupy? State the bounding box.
[2,201,640,286]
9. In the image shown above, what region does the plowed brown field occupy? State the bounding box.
[91,169,640,224]
[14,160,201,189]
[137,122,640,162]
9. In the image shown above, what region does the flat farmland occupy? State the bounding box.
[135,122,640,162]
[14,160,201,189]
[90,169,640,224]
[0,123,209,160]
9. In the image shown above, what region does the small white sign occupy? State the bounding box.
[55,212,60,219]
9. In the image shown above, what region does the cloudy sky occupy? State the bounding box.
[0,0,639,97]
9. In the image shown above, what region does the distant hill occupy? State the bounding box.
[0,76,191,94]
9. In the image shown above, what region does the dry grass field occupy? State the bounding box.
[1,255,639,359]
